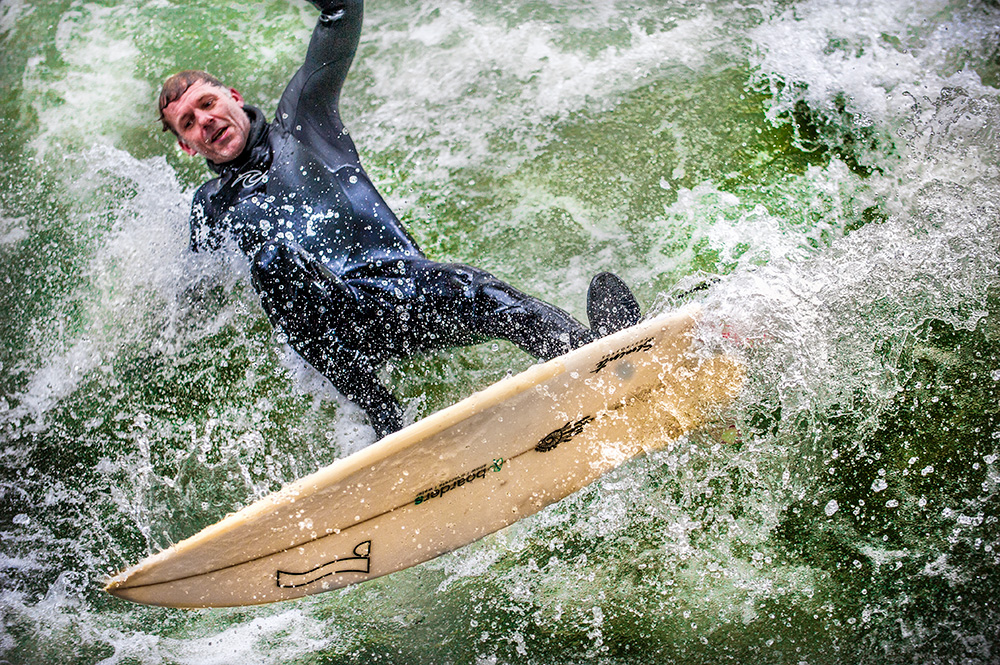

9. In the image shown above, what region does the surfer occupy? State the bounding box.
[158,0,640,438]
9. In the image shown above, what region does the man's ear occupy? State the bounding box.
[177,139,199,157]
[229,88,245,107]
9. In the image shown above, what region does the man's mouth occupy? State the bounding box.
[210,126,228,144]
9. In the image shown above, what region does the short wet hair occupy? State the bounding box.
[158,70,226,135]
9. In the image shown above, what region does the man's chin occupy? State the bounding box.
[206,142,246,164]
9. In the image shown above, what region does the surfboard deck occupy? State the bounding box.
[105,305,742,608]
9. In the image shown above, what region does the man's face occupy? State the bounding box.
[162,80,251,164]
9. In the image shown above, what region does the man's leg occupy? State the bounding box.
[251,240,404,438]
[466,271,597,360]
[388,261,596,361]
[457,267,642,358]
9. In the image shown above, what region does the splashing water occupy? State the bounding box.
[1,0,998,663]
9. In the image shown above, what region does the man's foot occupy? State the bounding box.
[587,272,641,336]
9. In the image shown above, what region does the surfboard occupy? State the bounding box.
[105,305,742,608]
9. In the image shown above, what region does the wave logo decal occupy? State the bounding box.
[276,540,371,588]
[235,169,267,188]
[535,415,595,453]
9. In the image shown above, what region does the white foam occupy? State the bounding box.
[750,0,1000,168]
[1,147,209,433]
[0,0,32,37]
[0,216,29,245]
[355,2,735,177]
[96,609,344,665]
[22,5,151,157]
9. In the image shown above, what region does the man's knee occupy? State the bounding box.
[252,240,359,326]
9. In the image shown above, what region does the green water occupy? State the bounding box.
[1,0,999,663]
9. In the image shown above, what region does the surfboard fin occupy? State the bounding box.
[587,272,641,337]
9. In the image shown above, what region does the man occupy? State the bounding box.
[159,0,639,438]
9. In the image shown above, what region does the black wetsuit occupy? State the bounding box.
[189,0,594,437]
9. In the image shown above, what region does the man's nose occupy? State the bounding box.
[194,109,214,127]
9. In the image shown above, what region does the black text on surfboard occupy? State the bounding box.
[413,461,505,506]
[592,337,655,374]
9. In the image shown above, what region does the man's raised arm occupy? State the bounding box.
[276,0,364,151]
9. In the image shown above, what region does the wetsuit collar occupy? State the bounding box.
[206,105,269,175]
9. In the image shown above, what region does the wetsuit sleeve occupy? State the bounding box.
[276,0,364,159]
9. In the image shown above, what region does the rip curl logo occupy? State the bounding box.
[592,337,655,374]
[535,415,595,453]
[235,169,267,188]
[275,540,371,588]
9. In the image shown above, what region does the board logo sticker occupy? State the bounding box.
[414,461,503,506]
[276,540,371,588]
[592,336,655,374]
[535,415,595,453]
